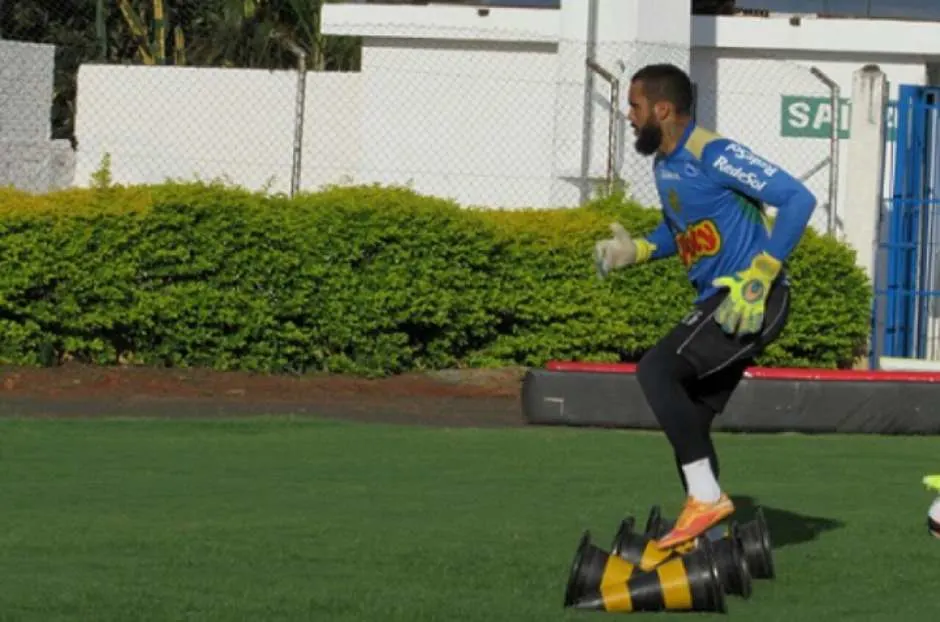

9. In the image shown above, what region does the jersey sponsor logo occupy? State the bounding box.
[712,154,769,193]
[723,142,778,176]
[658,169,681,180]
[675,219,722,267]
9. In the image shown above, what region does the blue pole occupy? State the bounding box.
[887,86,916,357]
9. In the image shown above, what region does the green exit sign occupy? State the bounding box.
[780,95,897,140]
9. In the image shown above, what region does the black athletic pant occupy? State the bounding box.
[636,275,791,493]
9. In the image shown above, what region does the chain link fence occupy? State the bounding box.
[0,4,840,232]
[582,40,841,232]
[691,50,842,234]
[0,0,362,194]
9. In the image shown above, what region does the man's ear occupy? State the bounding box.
[653,100,672,122]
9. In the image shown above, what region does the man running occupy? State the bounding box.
[594,63,816,549]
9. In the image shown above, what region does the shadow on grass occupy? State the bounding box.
[730,494,846,549]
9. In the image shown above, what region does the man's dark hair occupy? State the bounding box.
[631,64,694,116]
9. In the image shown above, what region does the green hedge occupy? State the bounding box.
[0,181,871,375]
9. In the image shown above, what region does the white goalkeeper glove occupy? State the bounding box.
[594,222,654,279]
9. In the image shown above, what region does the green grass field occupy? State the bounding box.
[0,416,937,621]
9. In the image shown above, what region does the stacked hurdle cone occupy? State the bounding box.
[644,505,776,582]
[610,516,752,600]
[563,530,727,614]
[563,505,775,613]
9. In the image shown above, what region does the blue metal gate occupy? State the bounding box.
[873,84,940,366]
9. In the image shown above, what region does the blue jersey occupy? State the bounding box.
[645,122,817,302]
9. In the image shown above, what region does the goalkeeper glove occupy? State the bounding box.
[711,252,782,336]
[594,222,655,279]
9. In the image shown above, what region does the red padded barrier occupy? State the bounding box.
[543,361,940,384]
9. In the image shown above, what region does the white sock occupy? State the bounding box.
[682,458,722,503]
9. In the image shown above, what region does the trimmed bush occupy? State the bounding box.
[0,181,871,375]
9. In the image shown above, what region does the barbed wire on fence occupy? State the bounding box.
[1,7,841,235]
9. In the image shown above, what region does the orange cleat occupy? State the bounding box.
[656,493,735,550]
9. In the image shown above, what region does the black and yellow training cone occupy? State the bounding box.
[563,530,726,613]
[611,516,752,599]
[735,507,775,580]
[710,523,753,598]
[644,505,668,538]
[610,516,696,571]
[646,505,775,580]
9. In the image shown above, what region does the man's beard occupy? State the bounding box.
[633,120,662,156]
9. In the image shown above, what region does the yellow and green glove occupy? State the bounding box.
[711,252,782,336]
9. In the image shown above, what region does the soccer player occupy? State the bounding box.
[594,63,817,549]
[925,475,940,537]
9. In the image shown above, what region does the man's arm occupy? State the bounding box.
[701,138,816,264]
[636,220,677,263]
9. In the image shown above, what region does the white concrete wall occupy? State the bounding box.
[72,0,692,208]
[0,40,75,192]
[350,39,559,207]
[73,64,299,193]
[69,2,940,236]
[0,40,55,141]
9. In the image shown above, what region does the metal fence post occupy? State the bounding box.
[282,40,308,198]
[585,58,620,196]
[810,66,841,237]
